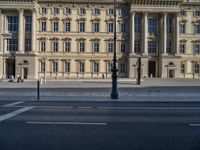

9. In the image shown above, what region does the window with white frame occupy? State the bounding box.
[120,8,126,16]
[64,42,71,52]
[79,21,85,32]
[65,7,71,15]
[52,41,58,52]
[93,42,99,53]
[167,16,172,33]
[121,23,126,33]
[40,61,45,72]
[93,22,100,32]
[167,40,172,53]
[25,39,31,52]
[40,41,46,52]
[79,62,85,73]
[194,23,200,34]
[195,63,200,73]
[194,43,200,54]
[180,11,187,16]
[64,61,70,72]
[148,18,158,34]
[79,8,86,15]
[65,21,71,32]
[135,39,141,53]
[93,62,99,73]
[180,23,186,33]
[7,39,18,51]
[40,21,46,31]
[148,41,157,53]
[108,8,114,16]
[53,21,59,32]
[135,16,142,33]
[52,62,58,72]
[53,7,59,15]
[181,64,185,73]
[25,16,32,31]
[180,43,186,54]
[108,42,113,53]
[94,8,100,16]
[108,22,114,32]
[121,43,126,53]
[108,62,113,73]
[79,41,85,52]
[120,63,125,73]
[7,16,18,31]
[41,7,47,14]
[194,11,200,17]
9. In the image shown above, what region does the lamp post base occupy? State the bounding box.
[111,92,119,99]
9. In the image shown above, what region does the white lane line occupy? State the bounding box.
[97,107,200,110]
[3,101,24,107]
[78,107,93,109]
[189,124,200,127]
[0,106,34,122]
[26,121,107,126]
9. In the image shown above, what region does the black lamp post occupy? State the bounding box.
[111,0,119,99]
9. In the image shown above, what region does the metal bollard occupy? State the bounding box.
[37,80,40,100]
[137,57,141,85]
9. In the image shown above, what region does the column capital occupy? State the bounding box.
[17,8,24,14]
[162,12,168,17]
[130,11,135,16]
[31,8,37,14]
[0,9,2,14]
[143,11,148,16]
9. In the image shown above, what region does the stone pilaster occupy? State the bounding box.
[143,12,148,55]
[175,12,180,55]
[130,11,135,54]
[0,9,3,54]
[18,9,24,53]
[31,8,37,53]
[163,12,167,55]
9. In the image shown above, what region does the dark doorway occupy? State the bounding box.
[148,61,156,77]
[169,69,175,78]
[23,68,28,79]
[6,59,15,79]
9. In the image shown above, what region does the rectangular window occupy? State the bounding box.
[121,43,126,53]
[181,64,185,73]
[25,39,31,52]
[121,23,126,33]
[94,8,100,16]
[135,17,141,33]
[120,8,126,16]
[53,21,59,32]
[53,8,59,15]
[167,40,172,53]
[108,8,114,16]
[41,21,46,32]
[194,44,200,54]
[7,16,18,31]
[180,24,186,33]
[108,42,113,53]
[65,8,71,15]
[93,62,99,73]
[79,22,85,32]
[108,62,113,73]
[195,64,200,73]
[80,8,86,15]
[148,18,158,34]
[7,39,18,51]
[93,22,99,32]
[79,62,85,73]
[40,62,45,72]
[180,11,187,16]
[148,41,157,53]
[65,21,71,32]
[52,62,58,73]
[52,41,58,52]
[194,11,200,16]
[180,43,185,54]
[65,42,71,52]
[41,7,47,14]
[120,63,125,73]
[79,42,85,52]
[40,41,46,52]
[194,24,200,34]
[167,17,172,33]
[93,42,99,53]
[25,16,32,31]
[108,23,114,32]
[135,39,141,53]
[64,62,70,72]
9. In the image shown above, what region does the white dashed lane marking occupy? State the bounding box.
[3,101,24,107]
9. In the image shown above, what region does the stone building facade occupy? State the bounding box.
[0,0,200,79]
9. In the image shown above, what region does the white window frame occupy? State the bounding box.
[52,41,59,52]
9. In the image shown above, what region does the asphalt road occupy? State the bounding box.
[0,101,200,150]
